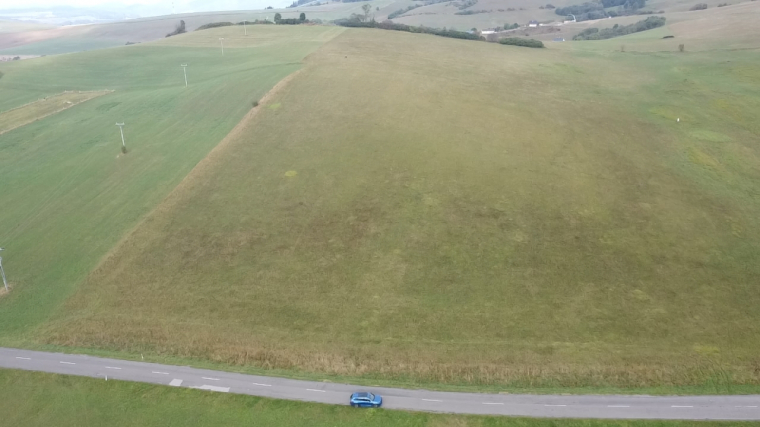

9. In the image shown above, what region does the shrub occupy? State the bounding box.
[546,3,556,8]
[300,12,306,20]
[679,44,685,52]
[253,101,259,107]
[335,20,484,41]
[388,5,419,19]
[717,2,728,6]
[274,13,282,21]
[277,18,307,24]
[237,20,274,25]
[689,3,708,9]
[166,20,186,37]
[455,0,478,9]
[455,9,489,14]
[196,22,234,31]
[504,23,519,30]
[499,37,545,48]
[573,16,666,40]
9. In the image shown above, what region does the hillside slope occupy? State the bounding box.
[42,26,760,390]
[0,25,343,340]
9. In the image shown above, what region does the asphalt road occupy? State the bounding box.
[0,347,758,420]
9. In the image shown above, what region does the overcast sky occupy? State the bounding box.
[0,0,290,11]
[5,0,160,5]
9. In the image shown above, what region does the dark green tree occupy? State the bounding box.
[274,12,282,21]
[300,12,306,21]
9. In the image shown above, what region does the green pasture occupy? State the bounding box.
[0,25,341,340]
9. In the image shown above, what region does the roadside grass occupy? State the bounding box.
[0,91,111,135]
[41,28,760,389]
[0,369,753,427]
[0,25,341,338]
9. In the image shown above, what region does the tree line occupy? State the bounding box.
[335,19,483,40]
[555,0,647,21]
[573,16,665,40]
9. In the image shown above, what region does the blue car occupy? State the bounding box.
[350,392,382,408]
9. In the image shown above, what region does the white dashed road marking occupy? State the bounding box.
[152,371,170,375]
[202,377,220,381]
[105,367,121,370]
[422,399,442,402]
[608,405,631,408]
[193,385,230,393]
[59,361,75,365]
[307,389,326,393]
[672,406,694,408]
[252,383,272,387]
[482,402,503,405]
[169,379,183,387]
[545,405,567,407]
[15,357,31,360]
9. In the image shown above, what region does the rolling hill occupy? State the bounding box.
[0,17,750,392]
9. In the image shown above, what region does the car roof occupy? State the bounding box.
[354,392,371,398]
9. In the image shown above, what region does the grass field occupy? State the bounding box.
[0,25,342,340]
[34,23,760,393]
[0,91,111,135]
[1,369,754,427]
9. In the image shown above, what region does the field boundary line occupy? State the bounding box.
[0,90,113,136]
[72,68,305,283]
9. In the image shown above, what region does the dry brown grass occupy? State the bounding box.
[40,28,760,390]
[0,91,112,136]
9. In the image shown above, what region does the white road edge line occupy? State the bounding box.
[545,404,567,407]
[59,361,75,365]
[671,406,694,408]
[152,371,170,375]
[482,402,504,405]
[15,357,31,360]
[306,389,326,393]
[105,367,121,370]
[422,399,442,402]
[193,385,230,393]
[252,383,272,387]
[202,377,220,381]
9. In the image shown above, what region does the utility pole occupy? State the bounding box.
[0,248,8,293]
[219,38,225,55]
[116,122,126,153]
[181,64,188,87]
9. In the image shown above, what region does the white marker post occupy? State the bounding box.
[181,64,188,87]
[0,248,8,292]
[219,38,225,55]
[244,20,247,36]
[116,122,126,153]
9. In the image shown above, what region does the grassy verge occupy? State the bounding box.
[1,369,755,427]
